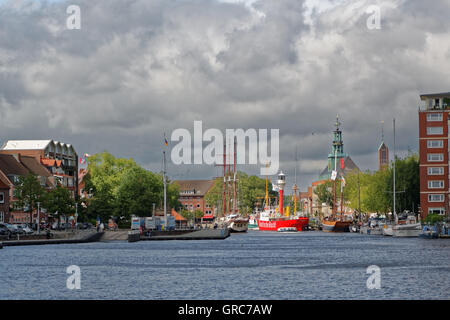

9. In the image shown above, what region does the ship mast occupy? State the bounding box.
[265,162,270,210]
[293,147,298,215]
[233,137,237,214]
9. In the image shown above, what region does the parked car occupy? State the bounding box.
[3,224,23,235]
[17,224,34,235]
[0,224,12,237]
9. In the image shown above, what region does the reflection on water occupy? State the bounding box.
[1,232,449,300]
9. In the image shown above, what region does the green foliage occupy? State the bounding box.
[314,179,346,211]
[180,209,193,221]
[85,152,180,222]
[425,214,444,224]
[343,154,419,214]
[194,209,204,219]
[44,184,75,219]
[14,173,46,222]
[116,167,163,218]
[386,154,420,213]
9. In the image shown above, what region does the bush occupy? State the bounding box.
[425,214,444,224]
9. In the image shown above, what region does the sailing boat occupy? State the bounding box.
[222,138,249,233]
[388,119,421,237]
[321,116,351,232]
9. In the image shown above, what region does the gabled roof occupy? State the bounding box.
[1,140,53,150]
[171,209,187,221]
[41,158,62,167]
[0,154,29,177]
[20,156,51,177]
[0,170,11,189]
[174,180,215,196]
[319,156,360,179]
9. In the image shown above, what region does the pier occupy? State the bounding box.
[0,231,104,247]
[128,228,230,242]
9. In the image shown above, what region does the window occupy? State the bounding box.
[428,181,444,189]
[428,167,444,175]
[427,127,443,135]
[0,211,3,223]
[0,192,4,204]
[428,208,445,215]
[427,140,443,148]
[427,113,443,121]
[428,194,445,202]
[427,154,444,162]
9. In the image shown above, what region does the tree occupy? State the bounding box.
[314,179,346,212]
[87,152,139,198]
[45,184,75,224]
[116,167,163,219]
[386,154,419,214]
[85,152,181,222]
[14,173,46,223]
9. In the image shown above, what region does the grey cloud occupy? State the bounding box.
[0,0,449,190]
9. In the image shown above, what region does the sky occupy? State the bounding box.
[1,0,450,192]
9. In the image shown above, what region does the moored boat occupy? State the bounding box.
[277,227,297,233]
[392,215,421,237]
[419,225,439,239]
[225,214,249,233]
[256,171,309,232]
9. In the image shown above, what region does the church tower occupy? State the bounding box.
[378,121,389,171]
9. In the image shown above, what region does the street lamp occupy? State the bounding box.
[37,202,40,235]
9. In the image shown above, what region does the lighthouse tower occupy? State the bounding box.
[277,171,286,215]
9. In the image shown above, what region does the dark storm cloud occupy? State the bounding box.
[0,0,449,189]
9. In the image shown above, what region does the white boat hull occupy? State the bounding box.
[383,226,393,236]
[229,220,249,233]
[393,223,421,237]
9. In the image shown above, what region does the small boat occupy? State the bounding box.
[360,218,385,235]
[392,215,421,237]
[349,224,360,233]
[225,214,249,233]
[322,218,351,232]
[277,227,297,233]
[382,224,393,236]
[419,225,439,239]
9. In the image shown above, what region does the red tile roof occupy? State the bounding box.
[172,208,187,221]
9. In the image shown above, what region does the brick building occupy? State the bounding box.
[174,180,216,220]
[418,92,450,219]
[0,171,10,223]
[0,140,78,198]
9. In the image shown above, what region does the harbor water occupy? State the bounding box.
[1,231,449,300]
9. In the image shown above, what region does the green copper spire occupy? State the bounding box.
[327,115,348,173]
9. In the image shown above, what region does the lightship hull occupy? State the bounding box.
[256,217,309,231]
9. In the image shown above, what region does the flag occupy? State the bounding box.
[164,132,169,146]
[340,158,345,169]
[331,170,337,181]
[272,183,279,192]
